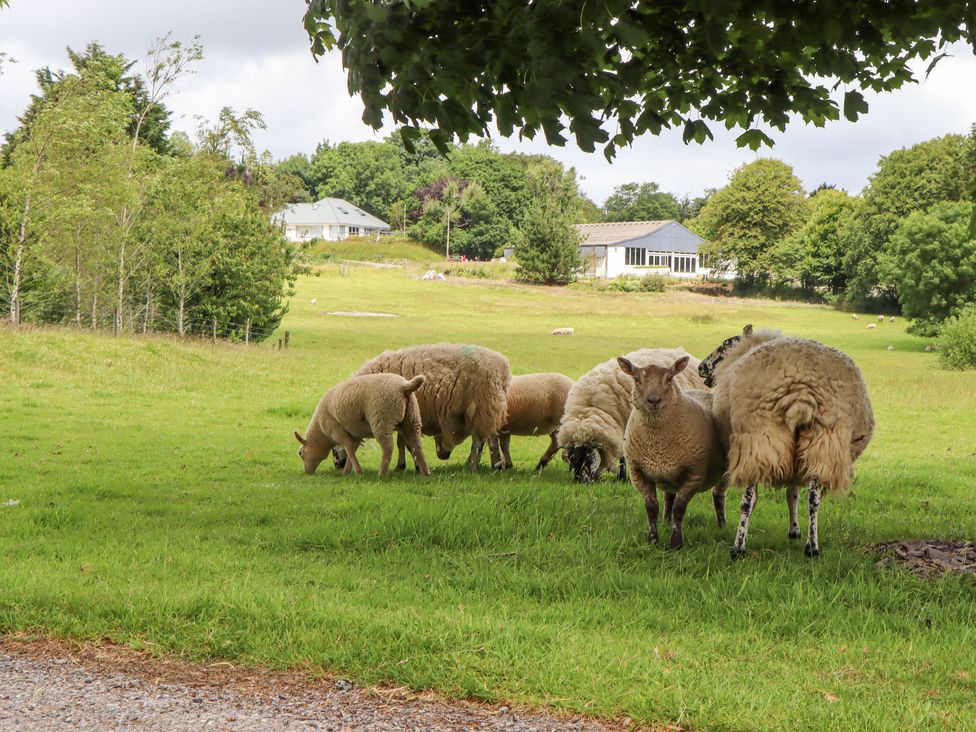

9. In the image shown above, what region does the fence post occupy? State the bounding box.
[277,338,282,351]
[284,330,290,350]
[244,319,251,344]
[211,317,217,344]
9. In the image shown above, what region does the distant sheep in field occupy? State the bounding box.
[343,343,511,472]
[889,316,896,323]
[552,327,574,336]
[310,298,318,305]
[866,323,877,329]
[558,348,706,483]
[618,355,727,549]
[851,314,860,320]
[699,325,874,559]
[497,373,575,471]
[295,373,429,477]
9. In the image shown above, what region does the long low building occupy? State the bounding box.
[575,220,734,279]
[272,197,390,242]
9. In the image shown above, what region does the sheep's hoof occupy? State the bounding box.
[716,517,727,529]
[730,547,746,561]
[804,543,821,558]
[669,535,683,550]
[788,528,802,540]
[645,530,659,545]
[395,463,407,472]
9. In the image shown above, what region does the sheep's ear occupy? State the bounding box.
[670,356,690,376]
[294,431,308,446]
[742,323,753,336]
[617,357,637,377]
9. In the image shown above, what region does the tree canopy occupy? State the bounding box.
[602,182,681,222]
[304,1,975,158]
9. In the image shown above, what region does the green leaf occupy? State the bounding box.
[735,129,774,150]
[842,90,869,122]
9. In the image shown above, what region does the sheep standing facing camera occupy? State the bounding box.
[558,348,706,483]
[699,325,874,559]
[618,355,727,549]
[295,373,429,477]
[496,372,575,471]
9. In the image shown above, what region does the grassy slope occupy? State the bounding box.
[1,267,975,731]
[307,235,445,266]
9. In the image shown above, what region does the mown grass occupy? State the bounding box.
[1,267,975,731]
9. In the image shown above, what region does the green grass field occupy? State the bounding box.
[2,267,975,731]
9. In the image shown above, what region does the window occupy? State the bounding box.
[647,252,671,267]
[348,226,361,236]
[673,255,697,273]
[625,247,646,266]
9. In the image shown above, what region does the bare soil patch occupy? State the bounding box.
[0,636,653,731]
[870,540,976,579]
[325,311,398,318]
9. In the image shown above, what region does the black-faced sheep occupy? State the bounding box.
[698,325,875,559]
[497,372,575,471]
[346,343,512,472]
[557,348,706,483]
[618,355,727,549]
[295,373,430,477]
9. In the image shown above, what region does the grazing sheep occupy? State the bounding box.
[618,355,728,549]
[878,314,885,323]
[345,343,511,472]
[699,324,874,559]
[558,348,706,483]
[866,323,877,329]
[851,314,860,320]
[294,373,430,477]
[310,298,318,305]
[889,316,896,323]
[552,327,575,336]
[497,372,575,471]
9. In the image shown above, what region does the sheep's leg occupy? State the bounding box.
[786,485,801,539]
[487,433,503,470]
[617,457,628,481]
[805,480,822,558]
[376,430,395,477]
[536,432,559,471]
[669,491,694,549]
[341,440,363,476]
[663,493,675,522]
[395,434,407,471]
[466,435,484,472]
[499,432,513,470]
[404,432,431,476]
[731,484,758,560]
[630,470,659,544]
[712,486,727,528]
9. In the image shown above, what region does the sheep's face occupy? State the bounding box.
[434,430,466,460]
[294,431,328,474]
[699,324,752,387]
[618,356,688,414]
[566,445,602,483]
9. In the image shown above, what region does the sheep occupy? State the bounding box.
[496,372,575,471]
[878,314,885,323]
[340,343,511,472]
[698,324,874,559]
[552,327,575,336]
[557,348,706,483]
[866,323,877,329]
[889,316,896,323]
[294,373,430,477]
[851,314,860,320]
[618,355,728,549]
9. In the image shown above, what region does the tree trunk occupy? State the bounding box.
[91,291,98,330]
[142,285,152,334]
[114,238,126,336]
[445,211,451,260]
[9,189,31,326]
[244,319,251,344]
[211,317,217,344]
[74,230,82,327]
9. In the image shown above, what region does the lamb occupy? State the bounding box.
[552,327,574,336]
[878,314,885,323]
[851,314,860,320]
[698,324,874,559]
[557,348,706,483]
[496,372,575,471]
[866,323,877,329]
[618,355,727,549]
[342,343,511,472]
[294,373,430,477]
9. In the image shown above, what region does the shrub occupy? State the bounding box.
[444,265,488,279]
[938,306,976,369]
[638,275,666,292]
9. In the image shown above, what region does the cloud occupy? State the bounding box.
[2,1,973,204]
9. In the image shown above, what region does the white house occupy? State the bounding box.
[574,220,734,280]
[272,197,390,242]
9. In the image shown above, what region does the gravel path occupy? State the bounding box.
[0,638,631,732]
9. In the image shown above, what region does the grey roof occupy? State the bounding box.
[273,198,389,229]
[576,220,704,254]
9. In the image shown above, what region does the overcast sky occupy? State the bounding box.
[2,0,974,204]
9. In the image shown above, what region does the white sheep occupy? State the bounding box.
[348,343,511,472]
[866,323,877,329]
[552,327,575,336]
[878,314,885,323]
[851,314,860,320]
[294,373,430,477]
[618,355,727,549]
[557,348,706,483]
[497,372,575,471]
[889,316,896,323]
[698,325,874,559]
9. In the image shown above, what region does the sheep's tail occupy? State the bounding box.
[780,391,817,434]
[797,421,854,493]
[402,374,426,395]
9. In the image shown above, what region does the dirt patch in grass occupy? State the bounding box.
[325,311,398,318]
[870,540,976,579]
[0,636,655,732]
